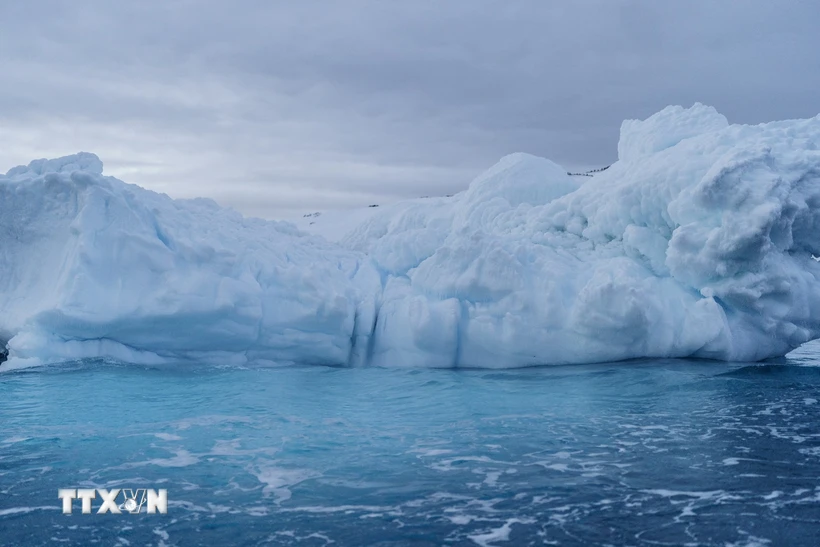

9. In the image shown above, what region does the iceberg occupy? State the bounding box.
[2,103,820,369]
[0,154,376,369]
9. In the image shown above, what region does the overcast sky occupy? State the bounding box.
[2,1,819,218]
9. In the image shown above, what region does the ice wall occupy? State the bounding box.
[2,104,820,369]
[0,154,378,368]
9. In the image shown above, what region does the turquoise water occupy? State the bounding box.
[2,345,820,546]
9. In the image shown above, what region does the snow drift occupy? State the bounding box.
[2,103,820,369]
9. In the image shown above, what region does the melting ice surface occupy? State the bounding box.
[3,103,820,369]
[1,346,820,545]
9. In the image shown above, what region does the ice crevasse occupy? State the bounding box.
[2,103,820,370]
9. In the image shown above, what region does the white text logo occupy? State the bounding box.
[58,488,168,514]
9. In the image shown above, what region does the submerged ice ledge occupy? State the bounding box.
[2,103,820,370]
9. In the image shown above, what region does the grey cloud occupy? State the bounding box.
[1,1,819,218]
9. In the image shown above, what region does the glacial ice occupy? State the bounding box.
[2,103,820,369]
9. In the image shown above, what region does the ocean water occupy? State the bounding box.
[2,345,820,546]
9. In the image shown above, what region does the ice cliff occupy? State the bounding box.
[2,103,820,369]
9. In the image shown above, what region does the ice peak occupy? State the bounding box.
[618,103,729,162]
[4,152,104,179]
[464,152,577,208]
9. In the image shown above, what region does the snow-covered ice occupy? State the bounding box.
[2,103,820,369]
